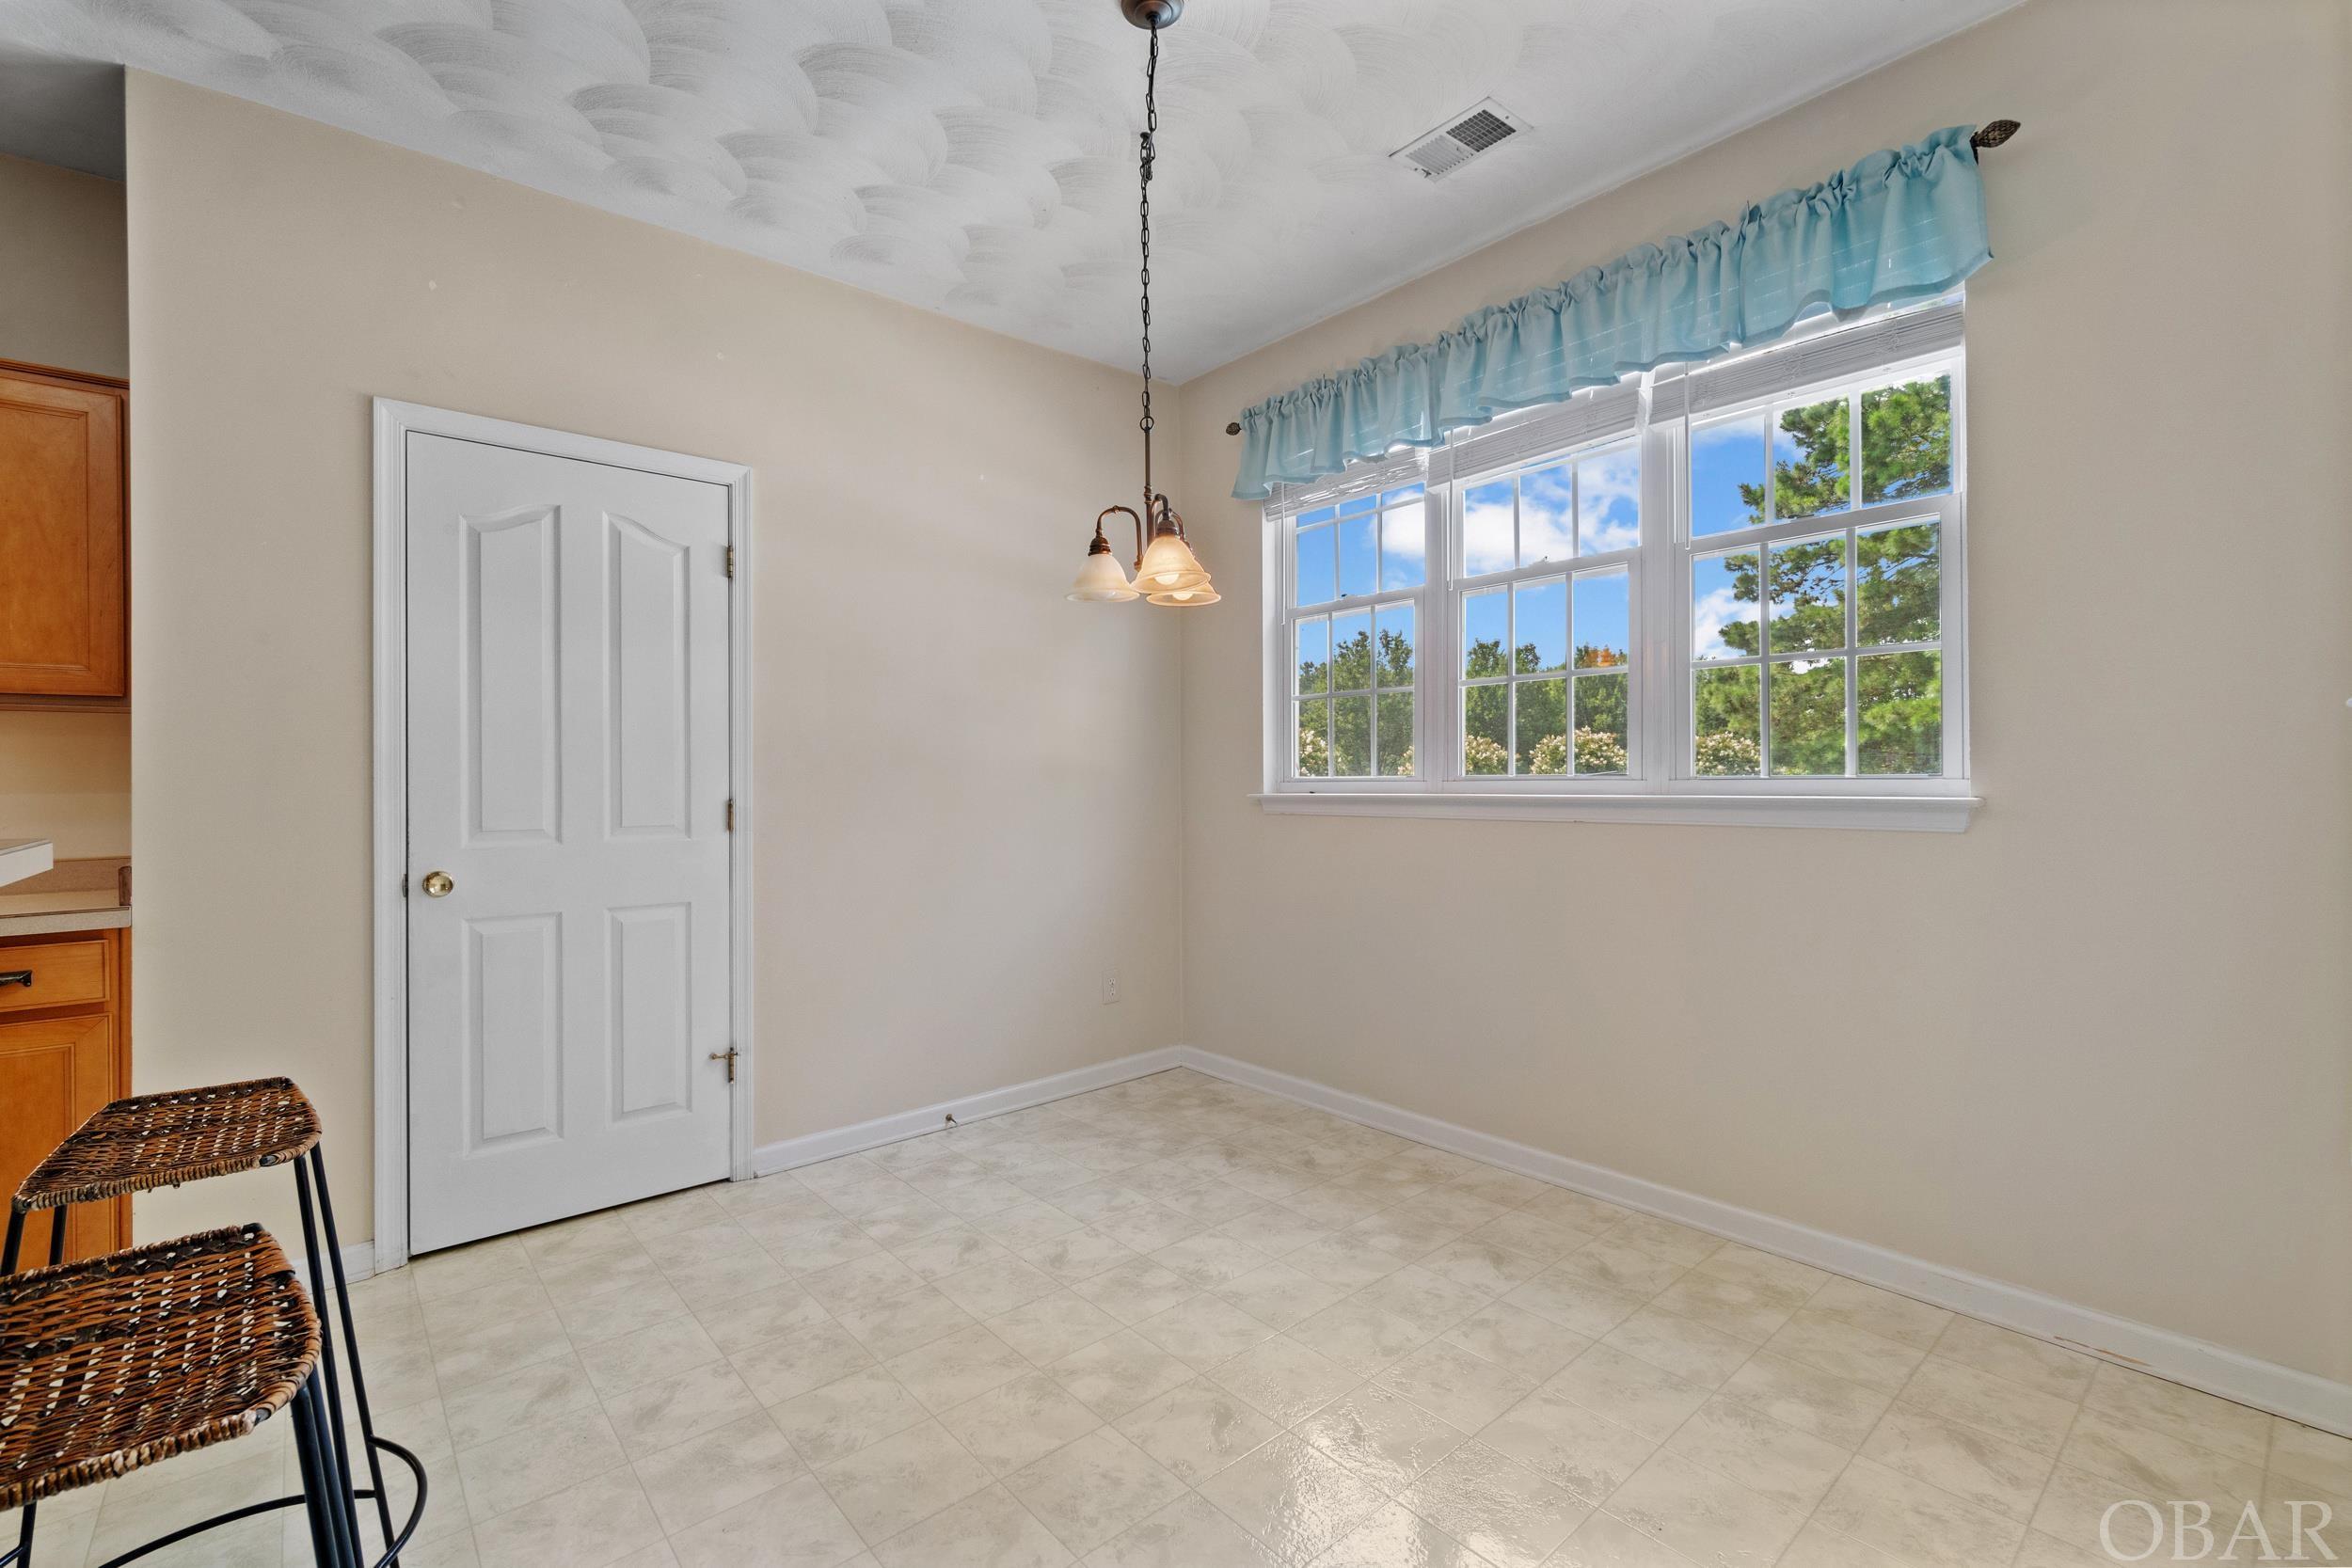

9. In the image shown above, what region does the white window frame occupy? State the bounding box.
[1258,305,1977,832]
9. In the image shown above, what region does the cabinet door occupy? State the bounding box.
[0,1011,119,1259]
[0,370,126,696]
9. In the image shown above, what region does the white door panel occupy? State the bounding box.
[407,433,732,1253]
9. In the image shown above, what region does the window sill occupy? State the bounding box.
[1253,790,1979,832]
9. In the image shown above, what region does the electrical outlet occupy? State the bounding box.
[1101,966,1121,1006]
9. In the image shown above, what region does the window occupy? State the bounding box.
[1263,299,1971,829]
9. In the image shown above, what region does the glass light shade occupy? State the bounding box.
[1146,579,1220,607]
[1133,531,1210,594]
[1068,546,1140,602]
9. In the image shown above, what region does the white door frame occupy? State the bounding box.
[370,399,755,1271]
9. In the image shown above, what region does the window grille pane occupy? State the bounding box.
[1379,504,1426,591]
[1518,462,1573,565]
[1575,673,1629,775]
[1855,521,1940,646]
[1294,524,1336,607]
[1330,610,1372,691]
[1691,413,1767,537]
[1295,618,1328,695]
[1768,657,1847,776]
[1576,444,1641,554]
[1464,588,1508,679]
[1463,480,1515,576]
[1295,699,1330,777]
[1338,513,1377,599]
[1772,397,1851,520]
[1512,578,1567,673]
[1694,666,1761,776]
[1573,569,1629,670]
[1858,651,1943,775]
[1464,685,1509,774]
[1516,679,1567,774]
[1692,548,1760,660]
[1767,532,1849,656]
[1332,695,1373,776]
[1860,374,1952,503]
[1374,603,1416,689]
[1377,692,1414,777]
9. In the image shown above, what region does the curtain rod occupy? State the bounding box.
[1222,119,2020,436]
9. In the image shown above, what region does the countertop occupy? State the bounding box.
[0,891,131,938]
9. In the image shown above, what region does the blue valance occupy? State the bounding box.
[1232,125,1993,500]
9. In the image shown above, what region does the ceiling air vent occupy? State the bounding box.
[1391,100,1527,181]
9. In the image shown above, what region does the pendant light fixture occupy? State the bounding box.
[1068,0,1218,608]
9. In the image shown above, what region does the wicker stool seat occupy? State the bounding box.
[0,1226,358,1566]
[5,1080,424,1567]
[12,1078,321,1214]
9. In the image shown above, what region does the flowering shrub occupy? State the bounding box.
[1694,730,1761,775]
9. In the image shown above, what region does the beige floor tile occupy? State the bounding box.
[1602,1449,1808,1566]
[666,1472,867,1568]
[2059,1405,2264,1508]
[1209,1334,1362,1426]
[1774,1520,1910,1566]
[748,1216,880,1275]
[455,1405,628,1520]
[1071,1259,1200,1324]
[1290,1295,1437,1378]
[818,1418,994,1544]
[1766,1307,1931,1394]
[1375,1338,1538,1434]
[1443,1302,1594,1383]
[1600,1216,1723,1270]
[1215,1260,1351,1331]
[470,1465,664,1568]
[1091,1205,1204,1255]
[1662,1394,1852,1513]
[803,1252,929,1317]
[1019,1228,1142,1286]
[1400,1441,1590,1568]
[1900,1356,2081,1456]
[1473,1386,1657,1509]
[770,1368,932,1466]
[1078,1492,1287,1567]
[689,1280,832,1354]
[1285,1231,1407,1290]
[1541,1345,1711,1443]
[892,1227,1015,1283]
[1197,1432,1390,1563]
[2271,1418,2352,1496]
[938,1258,1068,1319]
[854,1196,962,1249]
[1006,1428,1187,1555]
[1207,1204,1335,1259]
[1133,1291,1279,1370]
[1815,1454,2027,1568]
[442,1352,601,1450]
[1308,1500,1491,1567]
[990,1291,1127,1366]
[1928,1318,2100,1403]
[602,1358,769,1458]
[940,1371,1106,1477]
[1692,1243,1831,1304]
[413,1238,534,1303]
[1113,1378,1282,1484]
[1416,1236,1552,1299]
[890,1324,1037,1413]
[2082,1363,2272,1467]
[1152,1231,1273,1291]
[1647,1272,1802,1345]
[835,1285,979,1361]
[1051,1329,1199,1420]
[632,1409,806,1533]
[1551,1237,1692,1300]
[1499,1270,1646,1341]
[871,1484,1074,1567]
[1599,1305,1756,1390]
[2027,1461,2163,1560]
[1804,1279,1953,1352]
[1545,1508,1700,1566]
[1355,1265,1493,1340]
[1719,1351,1891,1449]
[578,1317,725,1398]
[732,1320,878,1407]
[430,1305,573,1385]
[1295,1381,1470,1495]
[1861,1402,2056,1523]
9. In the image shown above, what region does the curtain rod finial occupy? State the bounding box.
[1970,119,2021,150]
[1225,420,1241,436]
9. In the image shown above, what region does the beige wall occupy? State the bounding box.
[0,150,132,857]
[1176,0,2352,1383]
[124,74,1184,1248]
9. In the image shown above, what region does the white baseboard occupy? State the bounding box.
[749,1047,1194,1177]
[1169,1047,2352,1440]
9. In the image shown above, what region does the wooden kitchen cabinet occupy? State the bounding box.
[0,927,130,1260]
[0,359,127,699]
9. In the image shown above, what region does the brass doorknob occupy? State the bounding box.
[421,871,454,897]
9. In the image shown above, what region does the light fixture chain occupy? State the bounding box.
[1137,20,1158,508]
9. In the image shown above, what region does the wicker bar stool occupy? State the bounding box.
[2,1079,419,1566]
[1,1225,358,1568]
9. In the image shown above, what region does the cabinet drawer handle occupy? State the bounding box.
[0,971,30,988]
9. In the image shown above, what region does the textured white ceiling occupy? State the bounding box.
[10,0,2016,380]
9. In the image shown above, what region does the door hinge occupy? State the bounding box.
[724,545,736,578]
[709,1045,739,1084]
[725,798,735,832]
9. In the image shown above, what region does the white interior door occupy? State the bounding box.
[405,432,732,1253]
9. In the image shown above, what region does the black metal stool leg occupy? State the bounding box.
[2,1207,22,1274]
[43,1212,63,1269]
[294,1160,364,1559]
[7,1493,30,1568]
[293,1372,356,1568]
[310,1146,398,1564]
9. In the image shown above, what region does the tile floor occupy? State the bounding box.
[8,1068,2346,1566]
